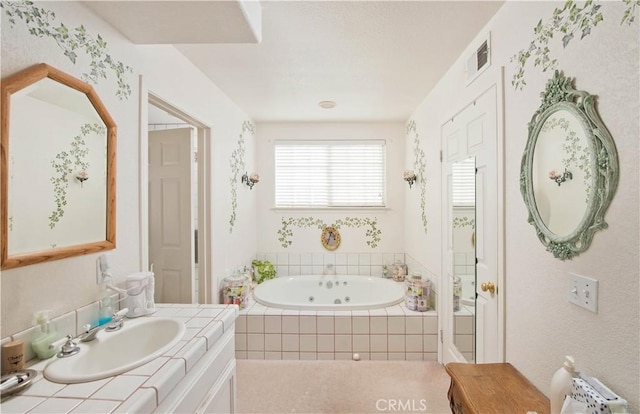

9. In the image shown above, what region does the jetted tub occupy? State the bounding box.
[253,275,405,310]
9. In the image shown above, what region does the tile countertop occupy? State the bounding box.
[0,304,239,414]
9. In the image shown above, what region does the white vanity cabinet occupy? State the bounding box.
[156,326,236,413]
[0,305,239,414]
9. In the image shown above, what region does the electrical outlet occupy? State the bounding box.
[96,253,113,284]
[568,273,598,313]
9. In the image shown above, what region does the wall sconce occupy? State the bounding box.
[549,169,572,186]
[76,169,89,187]
[403,170,417,188]
[241,172,260,190]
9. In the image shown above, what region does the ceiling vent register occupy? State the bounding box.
[465,32,491,85]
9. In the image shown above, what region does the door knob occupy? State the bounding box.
[481,281,495,294]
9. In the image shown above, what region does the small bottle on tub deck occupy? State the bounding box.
[452,276,461,312]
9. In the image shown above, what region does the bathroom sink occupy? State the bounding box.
[44,317,185,383]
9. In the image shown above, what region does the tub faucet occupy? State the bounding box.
[324,264,335,276]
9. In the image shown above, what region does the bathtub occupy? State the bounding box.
[459,274,476,305]
[253,275,405,310]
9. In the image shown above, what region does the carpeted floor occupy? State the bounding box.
[236,360,452,414]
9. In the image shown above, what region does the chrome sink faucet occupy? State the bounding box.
[104,308,128,332]
[74,308,129,343]
[50,335,80,358]
[48,308,129,358]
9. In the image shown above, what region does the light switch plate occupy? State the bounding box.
[568,273,598,313]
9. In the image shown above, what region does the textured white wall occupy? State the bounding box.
[1,2,254,334]
[135,45,258,301]
[255,122,405,254]
[407,1,639,409]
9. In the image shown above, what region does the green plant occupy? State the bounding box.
[251,259,277,284]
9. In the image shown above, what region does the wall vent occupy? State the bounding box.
[465,32,491,85]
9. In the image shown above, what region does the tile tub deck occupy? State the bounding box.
[235,301,438,361]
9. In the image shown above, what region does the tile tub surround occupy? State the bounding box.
[454,306,475,362]
[0,304,238,414]
[235,301,438,361]
[258,252,411,278]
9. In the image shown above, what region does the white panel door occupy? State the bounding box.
[442,84,501,364]
[472,87,499,363]
[149,128,194,304]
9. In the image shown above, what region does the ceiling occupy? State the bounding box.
[83,1,261,44]
[89,1,505,123]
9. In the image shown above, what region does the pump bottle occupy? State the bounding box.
[31,311,58,359]
[550,355,575,413]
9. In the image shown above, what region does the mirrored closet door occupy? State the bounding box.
[451,157,476,362]
[441,83,501,364]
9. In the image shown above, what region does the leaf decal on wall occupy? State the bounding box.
[229,121,254,233]
[49,123,105,228]
[510,0,638,91]
[452,216,475,229]
[1,0,134,99]
[406,120,428,234]
[277,216,382,248]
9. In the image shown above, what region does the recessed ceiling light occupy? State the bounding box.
[318,100,336,109]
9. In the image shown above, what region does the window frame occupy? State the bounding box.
[273,139,387,209]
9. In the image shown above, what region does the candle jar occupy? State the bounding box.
[392,261,407,282]
[405,272,430,312]
[222,271,251,309]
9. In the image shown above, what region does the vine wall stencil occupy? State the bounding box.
[1,0,134,99]
[511,0,639,90]
[453,216,475,229]
[277,216,382,249]
[541,116,592,202]
[49,122,105,228]
[406,120,428,234]
[229,120,254,233]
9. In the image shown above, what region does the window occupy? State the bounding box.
[452,157,476,206]
[275,140,386,208]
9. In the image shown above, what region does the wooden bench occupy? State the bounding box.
[445,362,550,414]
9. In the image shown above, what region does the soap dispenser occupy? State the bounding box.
[550,355,575,413]
[31,311,58,359]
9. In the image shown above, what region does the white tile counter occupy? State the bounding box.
[1,304,239,414]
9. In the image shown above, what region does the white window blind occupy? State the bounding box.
[452,158,475,206]
[275,140,386,207]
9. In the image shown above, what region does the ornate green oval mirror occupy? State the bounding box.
[520,71,618,260]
